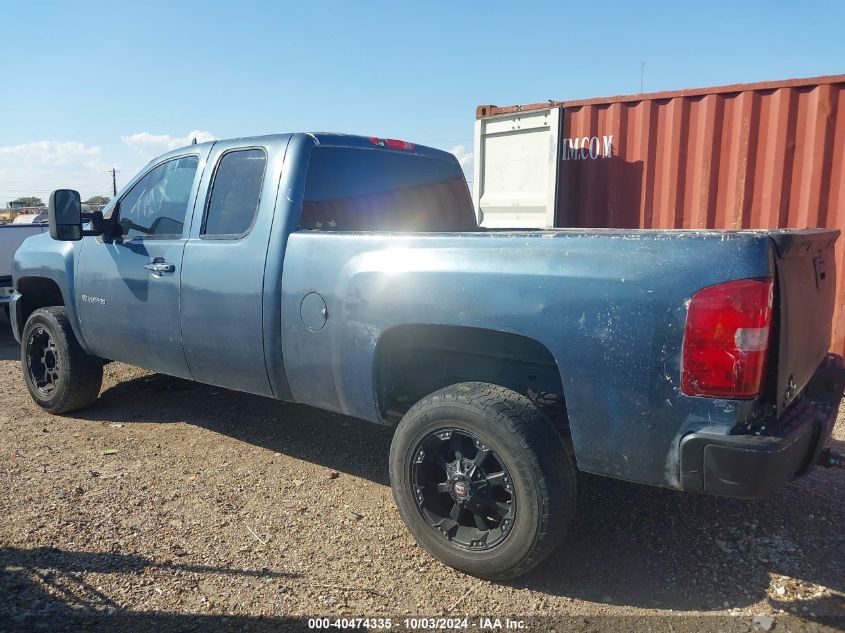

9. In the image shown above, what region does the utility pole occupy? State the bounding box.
[640,62,645,93]
[110,167,118,197]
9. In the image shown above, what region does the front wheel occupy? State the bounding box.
[21,306,103,414]
[389,382,576,579]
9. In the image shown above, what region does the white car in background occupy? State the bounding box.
[1,221,47,317]
[12,212,48,224]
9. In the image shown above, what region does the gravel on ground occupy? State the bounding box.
[1,315,843,632]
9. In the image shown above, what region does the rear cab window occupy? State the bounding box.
[301,147,475,231]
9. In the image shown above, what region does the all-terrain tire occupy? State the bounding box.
[21,306,103,414]
[390,382,576,579]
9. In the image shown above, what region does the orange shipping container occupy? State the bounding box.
[474,74,845,354]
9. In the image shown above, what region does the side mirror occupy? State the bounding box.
[48,189,83,241]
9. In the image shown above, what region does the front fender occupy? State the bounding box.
[12,233,85,348]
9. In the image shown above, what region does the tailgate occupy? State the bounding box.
[771,229,839,413]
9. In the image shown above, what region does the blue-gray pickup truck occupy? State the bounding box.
[9,133,845,578]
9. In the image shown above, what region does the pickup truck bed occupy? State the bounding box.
[8,132,844,579]
[281,227,840,492]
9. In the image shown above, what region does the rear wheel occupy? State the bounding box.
[21,307,103,414]
[390,382,576,579]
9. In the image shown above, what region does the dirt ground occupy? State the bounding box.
[1,314,843,632]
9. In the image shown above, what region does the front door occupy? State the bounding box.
[77,151,208,378]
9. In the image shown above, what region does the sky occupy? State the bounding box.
[1,0,843,204]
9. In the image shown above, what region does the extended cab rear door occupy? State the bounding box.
[179,136,290,396]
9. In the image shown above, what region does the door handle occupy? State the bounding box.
[144,261,175,274]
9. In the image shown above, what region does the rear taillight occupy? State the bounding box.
[369,137,415,151]
[682,277,774,399]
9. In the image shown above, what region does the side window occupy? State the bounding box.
[118,155,199,239]
[202,149,267,238]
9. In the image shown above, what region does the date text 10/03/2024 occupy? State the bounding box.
[307,617,526,630]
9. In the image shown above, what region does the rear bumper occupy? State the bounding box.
[680,354,845,499]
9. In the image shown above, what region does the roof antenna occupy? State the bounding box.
[191,137,197,145]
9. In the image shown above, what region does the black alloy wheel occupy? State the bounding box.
[20,307,103,414]
[26,325,60,396]
[412,428,516,550]
[390,382,577,579]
